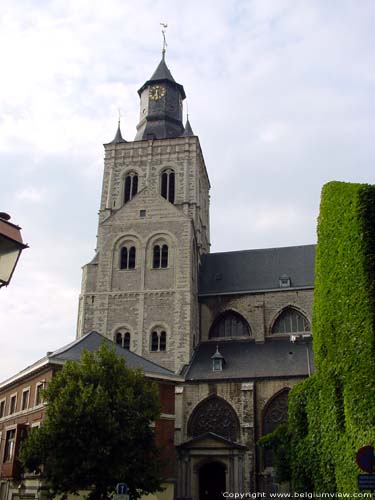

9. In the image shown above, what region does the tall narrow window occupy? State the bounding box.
[151,331,159,352]
[153,244,168,269]
[21,389,30,411]
[124,172,138,204]
[123,332,131,350]
[161,245,168,268]
[4,429,16,462]
[161,169,175,203]
[9,395,17,415]
[115,331,131,350]
[120,246,136,269]
[0,400,5,418]
[263,390,289,467]
[128,247,136,269]
[159,331,166,351]
[35,383,44,406]
[150,329,167,352]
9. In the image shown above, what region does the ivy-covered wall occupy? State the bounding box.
[288,181,375,492]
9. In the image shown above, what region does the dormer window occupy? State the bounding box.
[279,274,291,288]
[161,169,175,203]
[211,345,225,371]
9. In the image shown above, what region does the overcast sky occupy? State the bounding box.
[1,0,374,381]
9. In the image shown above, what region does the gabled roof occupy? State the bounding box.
[176,431,247,450]
[185,338,313,381]
[100,184,191,225]
[199,244,315,296]
[49,331,180,379]
[0,332,182,390]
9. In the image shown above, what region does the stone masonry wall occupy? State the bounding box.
[200,289,314,342]
[78,136,210,373]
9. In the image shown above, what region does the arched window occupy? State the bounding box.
[209,311,251,338]
[262,389,289,467]
[115,331,131,350]
[161,169,175,203]
[159,331,166,351]
[150,329,167,352]
[120,246,136,269]
[188,396,240,441]
[123,332,130,350]
[124,172,138,204]
[153,244,168,269]
[272,308,310,334]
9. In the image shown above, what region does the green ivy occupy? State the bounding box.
[262,182,375,492]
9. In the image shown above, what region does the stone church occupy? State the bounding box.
[77,54,315,499]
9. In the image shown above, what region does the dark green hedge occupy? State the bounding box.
[288,181,375,492]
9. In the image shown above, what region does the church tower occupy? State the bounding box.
[77,54,210,373]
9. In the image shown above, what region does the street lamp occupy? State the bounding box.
[0,212,28,288]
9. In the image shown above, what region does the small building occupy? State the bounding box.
[0,331,181,499]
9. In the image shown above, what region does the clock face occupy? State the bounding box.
[149,84,166,100]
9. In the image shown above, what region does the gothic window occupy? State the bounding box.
[161,168,175,203]
[124,172,138,204]
[120,246,136,269]
[153,244,168,268]
[262,390,289,467]
[209,311,251,339]
[115,330,131,350]
[272,308,310,335]
[150,329,167,352]
[188,396,239,441]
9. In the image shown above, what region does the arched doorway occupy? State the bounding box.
[199,461,226,500]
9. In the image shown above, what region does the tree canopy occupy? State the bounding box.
[20,342,163,500]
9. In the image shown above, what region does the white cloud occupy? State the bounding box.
[15,187,47,203]
[0,0,375,380]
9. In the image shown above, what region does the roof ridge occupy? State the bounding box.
[207,243,316,256]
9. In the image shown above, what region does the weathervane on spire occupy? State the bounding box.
[160,22,168,59]
[117,108,122,127]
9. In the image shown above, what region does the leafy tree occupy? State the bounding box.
[20,342,163,500]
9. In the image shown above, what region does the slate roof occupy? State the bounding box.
[138,57,186,98]
[0,332,180,389]
[149,57,176,82]
[182,117,194,137]
[199,244,315,296]
[185,338,313,381]
[108,122,127,144]
[49,331,178,378]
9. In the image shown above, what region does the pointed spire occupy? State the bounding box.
[109,120,127,144]
[138,57,185,99]
[182,116,194,137]
[149,57,176,83]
